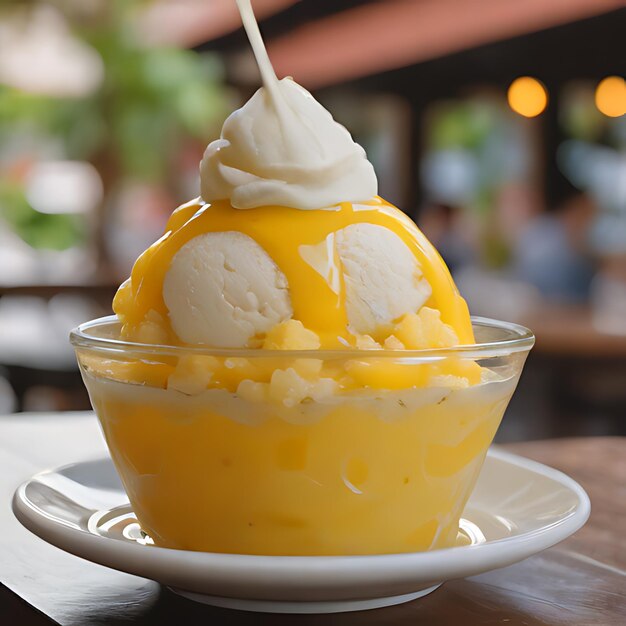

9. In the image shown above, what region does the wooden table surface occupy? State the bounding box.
[521,305,626,358]
[1,412,624,625]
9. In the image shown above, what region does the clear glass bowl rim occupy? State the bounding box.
[71,315,534,360]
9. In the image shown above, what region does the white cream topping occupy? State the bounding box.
[199,0,377,210]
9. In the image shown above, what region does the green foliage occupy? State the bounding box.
[0,38,225,180]
[0,181,84,250]
[559,90,605,142]
[426,99,522,269]
[0,1,227,249]
[429,101,497,151]
[82,17,226,182]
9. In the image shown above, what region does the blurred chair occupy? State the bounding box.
[0,372,17,415]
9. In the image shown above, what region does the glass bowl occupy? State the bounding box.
[71,316,533,556]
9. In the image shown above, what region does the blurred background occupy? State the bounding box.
[0,0,624,441]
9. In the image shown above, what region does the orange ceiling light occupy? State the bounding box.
[507,77,548,117]
[595,76,626,118]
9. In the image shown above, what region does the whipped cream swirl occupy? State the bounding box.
[199,0,377,210]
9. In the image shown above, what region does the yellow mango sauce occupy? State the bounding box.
[113,197,473,348]
[83,367,515,555]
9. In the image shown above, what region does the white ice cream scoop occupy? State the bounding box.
[163,231,292,347]
[300,223,432,336]
[337,224,432,335]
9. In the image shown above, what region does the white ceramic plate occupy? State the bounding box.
[13,448,589,614]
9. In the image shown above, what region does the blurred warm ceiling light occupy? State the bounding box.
[595,76,626,118]
[507,77,548,118]
[0,4,103,97]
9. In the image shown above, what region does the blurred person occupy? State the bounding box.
[418,202,475,273]
[591,259,626,336]
[0,370,17,414]
[494,182,542,250]
[512,178,597,303]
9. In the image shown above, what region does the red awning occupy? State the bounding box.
[140,0,622,87]
[267,0,623,87]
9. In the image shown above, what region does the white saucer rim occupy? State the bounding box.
[169,585,443,614]
[12,447,591,593]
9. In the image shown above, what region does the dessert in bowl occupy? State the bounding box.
[72,0,533,557]
[73,316,531,556]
